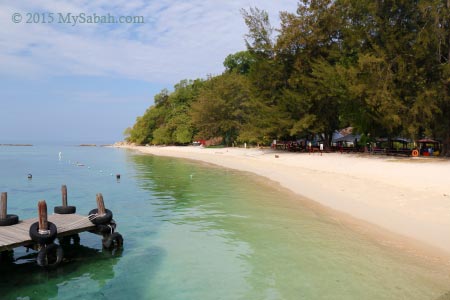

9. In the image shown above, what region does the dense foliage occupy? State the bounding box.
[126,0,450,155]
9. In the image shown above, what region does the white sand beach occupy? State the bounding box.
[116,144,450,257]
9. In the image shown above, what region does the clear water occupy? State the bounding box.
[0,146,449,300]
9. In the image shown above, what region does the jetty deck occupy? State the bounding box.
[0,214,95,252]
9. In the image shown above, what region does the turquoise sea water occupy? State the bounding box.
[0,145,449,300]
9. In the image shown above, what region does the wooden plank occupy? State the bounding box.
[0,214,96,252]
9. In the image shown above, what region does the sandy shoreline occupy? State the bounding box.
[116,144,450,257]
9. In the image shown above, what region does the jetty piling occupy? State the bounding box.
[62,185,68,207]
[0,192,7,220]
[90,193,122,249]
[96,193,106,216]
[54,185,76,214]
[29,200,62,267]
[37,200,48,233]
[0,192,19,227]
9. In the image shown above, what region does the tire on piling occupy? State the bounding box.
[102,232,123,249]
[88,209,113,225]
[37,243,63,267]
[96,223,116,235]
[0,214,19,226]
[54,206,76,214]
[29,222,57,244]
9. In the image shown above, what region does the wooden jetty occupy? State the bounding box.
[0,186,123,267]
[0,214,95,252]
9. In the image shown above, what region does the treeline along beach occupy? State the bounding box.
[125,1,450,155]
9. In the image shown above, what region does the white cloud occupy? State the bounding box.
[0,0,298,84]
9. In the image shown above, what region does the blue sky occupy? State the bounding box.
[0,0,298,144]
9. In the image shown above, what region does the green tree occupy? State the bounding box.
[274,0,346,145]
[191,73,251,145]
[127,79,204,145]
[240,7,292,144]
[241,7,274,58]
[223,51,255,75]
[417,0,450,155]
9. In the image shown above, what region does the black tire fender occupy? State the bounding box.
[29,222,57,244]
[0,214,19,226]
[102,232,123,249]
[89,209,113,225]
[96,223,116,234]
[97,219,116,234]
[37,243,63,267]
[54,206,76,214]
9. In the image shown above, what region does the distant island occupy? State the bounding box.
[79,144,97,147]
[0,144,33,146]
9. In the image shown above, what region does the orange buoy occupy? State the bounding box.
[412,149,419,157]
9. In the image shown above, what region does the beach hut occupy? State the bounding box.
[331,131,344,144]
[333,134,361,146]
[332,134,361,152]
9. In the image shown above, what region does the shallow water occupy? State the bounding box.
[0,146,449,300]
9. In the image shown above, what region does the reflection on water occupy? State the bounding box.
[0,147,449,300]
